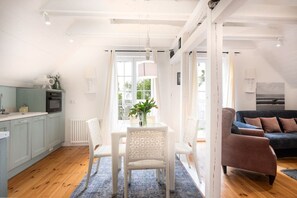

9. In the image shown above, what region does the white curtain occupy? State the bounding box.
[152,50,161,122]
[188,52,198,118]
[101,50,117,144]
[222,52,235,108]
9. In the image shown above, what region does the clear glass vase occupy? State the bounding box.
[139,112,147,126]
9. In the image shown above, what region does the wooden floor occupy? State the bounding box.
[8,146,90,198]
[8,146,297,198]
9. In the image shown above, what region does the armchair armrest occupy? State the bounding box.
[239,128,264,137]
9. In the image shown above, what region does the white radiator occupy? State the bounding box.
[70,119,89,144]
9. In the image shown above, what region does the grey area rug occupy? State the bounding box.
[71,157,203,198]
[281,169,297,180]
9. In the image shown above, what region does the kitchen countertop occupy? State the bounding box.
[0,112,48,122]
[0,131,9,140]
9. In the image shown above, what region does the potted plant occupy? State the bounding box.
[128,98,158,126]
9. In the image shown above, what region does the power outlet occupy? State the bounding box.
[49,147,53,152]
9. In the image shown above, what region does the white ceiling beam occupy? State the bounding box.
[170,20,207,64]
[226,16,297,25]
[223,26,282,41]
[41,0,196,21]
[247,0,297,6]
[212,0,248,23]
[182,20,207,52]
[170,0,208,49]
[68,33,177,39]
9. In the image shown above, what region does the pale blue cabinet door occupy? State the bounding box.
[31,116,46,158]
[10,118,31,169]
[47,113,61,148]
[0,121,10,171]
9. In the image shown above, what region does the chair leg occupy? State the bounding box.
[269,175,276,185]
[124,167,128,198]
[193,153,202,183]
[118,156,122,171]
[95,158,101,174]
[186,154,191,169]
[156,169,160,183]
[222,165,227,174]
[165,167,170,198]
[85,156,94,189]
[129,170,132,185]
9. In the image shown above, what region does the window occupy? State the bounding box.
[116,57,155,121]
[197,59,206,139]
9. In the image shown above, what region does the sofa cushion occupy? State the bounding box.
[279,118,297,133]
[244,117,262,128]
[233,121,260,129]
[264,132,297,149]
[260,117,282,133]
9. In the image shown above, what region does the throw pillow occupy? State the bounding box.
[233,121,260,129]
[260,117,282,133]
[244,117,262,128]
[279,118,297,133]
[231,123,240,134]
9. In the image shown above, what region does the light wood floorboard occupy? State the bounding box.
[8,145,297,198]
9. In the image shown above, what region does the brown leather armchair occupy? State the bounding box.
[222,108,277,185]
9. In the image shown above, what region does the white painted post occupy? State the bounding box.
[180,51,189,143]
[205,8,223,198]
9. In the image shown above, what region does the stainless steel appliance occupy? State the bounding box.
[46,91,62,113]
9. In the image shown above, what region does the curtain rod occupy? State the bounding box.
[190,51,240,54]
[104,50,165,53]
[104,49,240,54]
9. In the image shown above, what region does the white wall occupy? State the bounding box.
[234,49,297,110]
[55,46,110,145]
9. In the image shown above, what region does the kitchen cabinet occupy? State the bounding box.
[10,118,31,169]
[0,121,10,131]
[0,137,8,197]
[31,116,46,158]
[0,121,11,170]
[47,113,64,148]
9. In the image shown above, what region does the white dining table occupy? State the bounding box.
[111,122,175,195]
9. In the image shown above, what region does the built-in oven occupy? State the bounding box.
[46,91,62,113]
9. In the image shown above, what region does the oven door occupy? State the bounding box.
[46,92,62,113]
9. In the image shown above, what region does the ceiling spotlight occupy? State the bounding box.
[276,38,282,48]
[43,12,51,26]
[69,39,74,43]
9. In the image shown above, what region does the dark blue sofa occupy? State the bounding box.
[236,110,297,158]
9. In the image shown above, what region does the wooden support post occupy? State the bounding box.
[205,7,223,198]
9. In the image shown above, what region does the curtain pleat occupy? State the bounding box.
[101,50,117,144]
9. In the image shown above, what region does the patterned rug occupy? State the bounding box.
[71,157,203,198]
[281,169,297,180]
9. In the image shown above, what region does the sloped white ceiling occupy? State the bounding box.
[257,25,297,87]
[0,0,297,86]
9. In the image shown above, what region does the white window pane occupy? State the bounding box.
[118,77,125,91]
[117,62,125,76]
[125,62,132,76]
